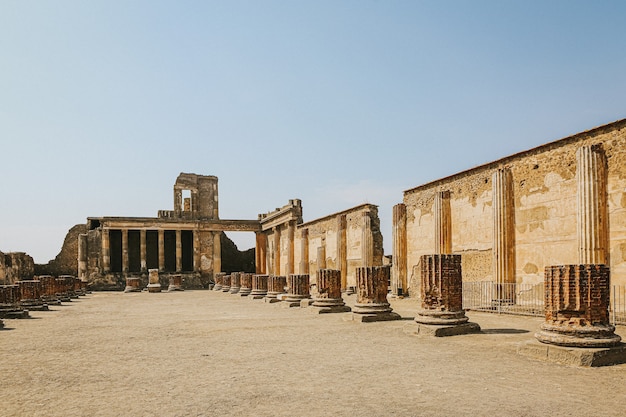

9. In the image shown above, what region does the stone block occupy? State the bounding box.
[517,340,626,367]
[403,321,481,337]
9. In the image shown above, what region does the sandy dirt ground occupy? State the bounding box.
[1,290,625,417]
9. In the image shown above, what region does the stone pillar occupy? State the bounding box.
[122,229,129,274]
[264,275,286,303]
[286,222,295,277]
[78,233,88,281]
[576,145,608,264]
[492,168,516,303]
[337,215,348,290]
[409,254,480,336]
[213,232,221,276]
[351,266,400,322]
[39,275,61,304]
[283,274,311,307]
[54,278,71,302]
[255,232,267,274]
[158,230,165,271]
[392,204,407,296]
[102,228,110,273]
[17,280,48,311]
[536,265,620,347]
[239,273,252,296]
[434,191,452,254]
[175,230,182,272]
[147,269,161,293]
[168,274,184,291]
[221,274,231,292]
[212,272,225,291]
[0,285,29,318]
[316,246,326,270]
[140,229,147,273]
[312,269,350,313]
[124,277,142,292]
[229,272,241,294]
[299,229,309,274]
[361,211,373,267]
[249,274,269,299]
[193,230,200,272]
[273,227,281,275]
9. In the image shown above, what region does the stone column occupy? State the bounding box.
[158,230,165,271]
[273,227,281,275]
[361,211,373,267]
[351,266,400,322]
[212,272,225,291]
[229,272,241,294]
[147,269,161,293]
[124,277,142,292]
[221,274,231,292]
[409,254,480,336]
[536,265,620,348]
[286,222,295,277]
[175,230,182,272]
[392,204,407,296]
[312,269,350,313]
[283,274,311,307]
[122,229,129,274]
[337,215,348,290]
[434,191,452,254]
[492,168,516,303]
[316,246,326,270]
[576,145,608,264]
[249,274,269,299]
[239,273,252,296]
[299,229,309,274]
[213,232,221,276]
[39,275,60,304]
[193,230,200,272]
[102,228,110,273]
[17,280,48,311]
[140,229,147,273]
[255,232,267,274]
[264,275,286,303]
[168,274,184,291]
[78,233,88,281]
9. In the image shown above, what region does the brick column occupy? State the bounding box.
[576,145,608,264]
[221,274,231,292]
[361,211,373,267]
[213,232,222,276]
[265,275,286,303]
[255,232,267,274]
[434,191,452,254]
[124,277,142,292]
[122,229,129,274]
[312,269,350,313]
[351,266,400,322]
[212,272,225,291]
[239,273,252,296]
[158,230,165,271]
[249,274,269,299]
[147,268,161,293]
[392,204,407,296]
[286,222,295,277]
[273,227,281,275]
[283,274,311,307]
[17,280,48,311]
[229,272,241,294]
[536,265,620,347]
[168,274,184,291]
[140,229,147,273]
[337,215,348,290]
[299,228,309,275]
[493,168,516,303]
[102,228,110,273]
[175,230,182,272]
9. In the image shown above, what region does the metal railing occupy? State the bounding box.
[462,281,626,325]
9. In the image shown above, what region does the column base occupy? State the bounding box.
[518,340,626,367]
[248,291,267,300]
[167,285,184,292]
[124,286,142,293]
[229,287,241,294]
[212,285,223,291]
[414,309,470,326]
[535,323,622,348]
[404,321,481,337]
[147,284,162,293]
[264,296,281,304]
[347,311,401,323]
[239,288,251,297]
[281,295,310,308]
[310,305,352,314]
[0,308,30,319]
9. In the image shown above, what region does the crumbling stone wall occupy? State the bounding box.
[35,224,87,276]
[401,119,626,297]
[0,251,35,284]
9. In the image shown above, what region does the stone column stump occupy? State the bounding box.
[213,273,225,291]
[17,280,49,311]
[39,275,62,305]
[168,274,184,292]
[350,266,400,322]
[229,272,241,294]
[54,278,71,302]
[249,275,269,299]
[147,269,162,293]
[59,275,79,299]
[124,277,142,293]
[264,276,286,304]
[282,274,311,308]
[311,269,351,314]
[221,275,231,293]
[0,285,30,318]
[239,273,252,297]
[406,254,480,336]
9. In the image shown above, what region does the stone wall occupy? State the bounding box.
[35,224,87,276]
[0,251,35,284]
[397,119,626,297]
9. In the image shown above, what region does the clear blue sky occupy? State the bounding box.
[1,1,625,263]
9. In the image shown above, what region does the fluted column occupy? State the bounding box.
[312,269,350,313]
[576,145,608,264]
[286,222,295,277]
[175,230,182,272]
[299,229,309,274]
[337,215,347,289]
[264,275,286,303]
[351,266,400,322]
[102,228,110,273]
[158,230,165,271]
[213,232,221,275]
[140,229,147,272]
[392,204,407,296]
[492,168,516,302]
[434,191,452,254]
[212,272,225,291]
[273,227,281,275]
[239,273,253,296]
[255,232,267,274]
[249,274,269,299]
[229,272,241,294]
[283,274,310,307]
[362,211,373,267]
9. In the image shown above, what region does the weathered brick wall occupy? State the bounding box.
[403,119,626,297]
[0,251,35,284]
[36,224,87,276]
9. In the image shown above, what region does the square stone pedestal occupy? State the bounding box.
[309,305,352,314]
[517,340,626,367]
[264,297,281,304]
[346,312,401,323]
[404,322,481,337]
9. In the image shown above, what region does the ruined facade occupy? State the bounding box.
[392,119,626,297]
[81,173,260,290]
[0,251,35,285]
